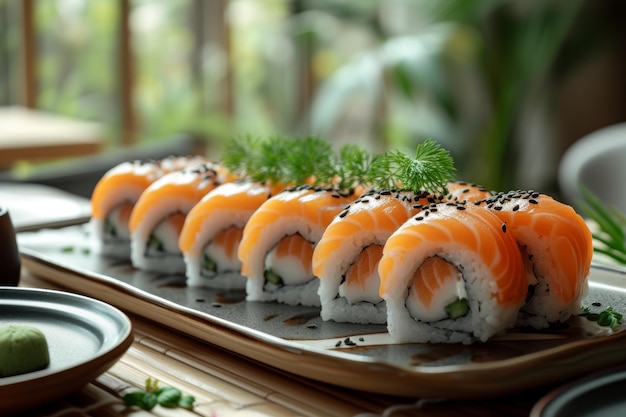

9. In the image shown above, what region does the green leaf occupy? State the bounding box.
[578,184,626,266]
[156,387,182,408]
[123,392,147,408]
[124,378,194,411]
[178,395,196,409]
[141,392,158,410]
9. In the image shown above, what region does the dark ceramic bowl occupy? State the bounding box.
[0,206,20,286]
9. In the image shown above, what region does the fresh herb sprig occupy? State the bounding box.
[220,134,261,177]
[580,306,623,329]
[123,378,195,411]
[579,185,626,265]
[368,139,456,195]
[221,136,456,195]
[221,135,336,186]
[334,143,381,190]
[284,136,336,186]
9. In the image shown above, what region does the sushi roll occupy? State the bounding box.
[313,189,443,324]
[313,141,461,324]
[379,201,527,344]
[238,185,360,306]
[479,190,593,328]
[129,161,235,274]
[179,135,335,289]
[90,156,206,258]
[179,180,286,289]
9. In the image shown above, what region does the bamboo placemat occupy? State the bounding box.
[17,271,547,417]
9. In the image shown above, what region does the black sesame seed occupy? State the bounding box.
[502,223,507,233]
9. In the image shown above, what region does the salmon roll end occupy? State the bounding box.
[379,201,527,344]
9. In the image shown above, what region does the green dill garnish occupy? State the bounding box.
[220,134,261,177]
[221,135,336,186]
[579,185,626,265]
[284,136,335,186]
[368,139,456,195]
[250,136,293,184]
[123,378,195,411]
[580,306,623,329]
[61,246,74,253]
[334,144,380,190]
[220,136,456,194]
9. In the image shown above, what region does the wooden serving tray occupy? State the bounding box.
[17,225,626,398]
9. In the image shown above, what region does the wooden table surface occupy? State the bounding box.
[12,270,556,417]
[0,106,103,170]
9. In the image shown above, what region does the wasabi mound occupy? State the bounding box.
[0,325,50,377]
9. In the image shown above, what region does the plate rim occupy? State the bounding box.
[530,364,626,417]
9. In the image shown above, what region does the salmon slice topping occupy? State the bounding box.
[406,256,467,322]
[202,226,245,275]
[339,244,384,304]
[147,213,187,254]
[264,233,314,286]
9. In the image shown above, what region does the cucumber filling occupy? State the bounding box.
[203,254,218,274]
[445,297,469,319]
[264,269,284,287]
[104,217,117,238]
[147,234,164,252]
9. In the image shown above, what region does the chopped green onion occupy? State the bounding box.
[580,306,623,329]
